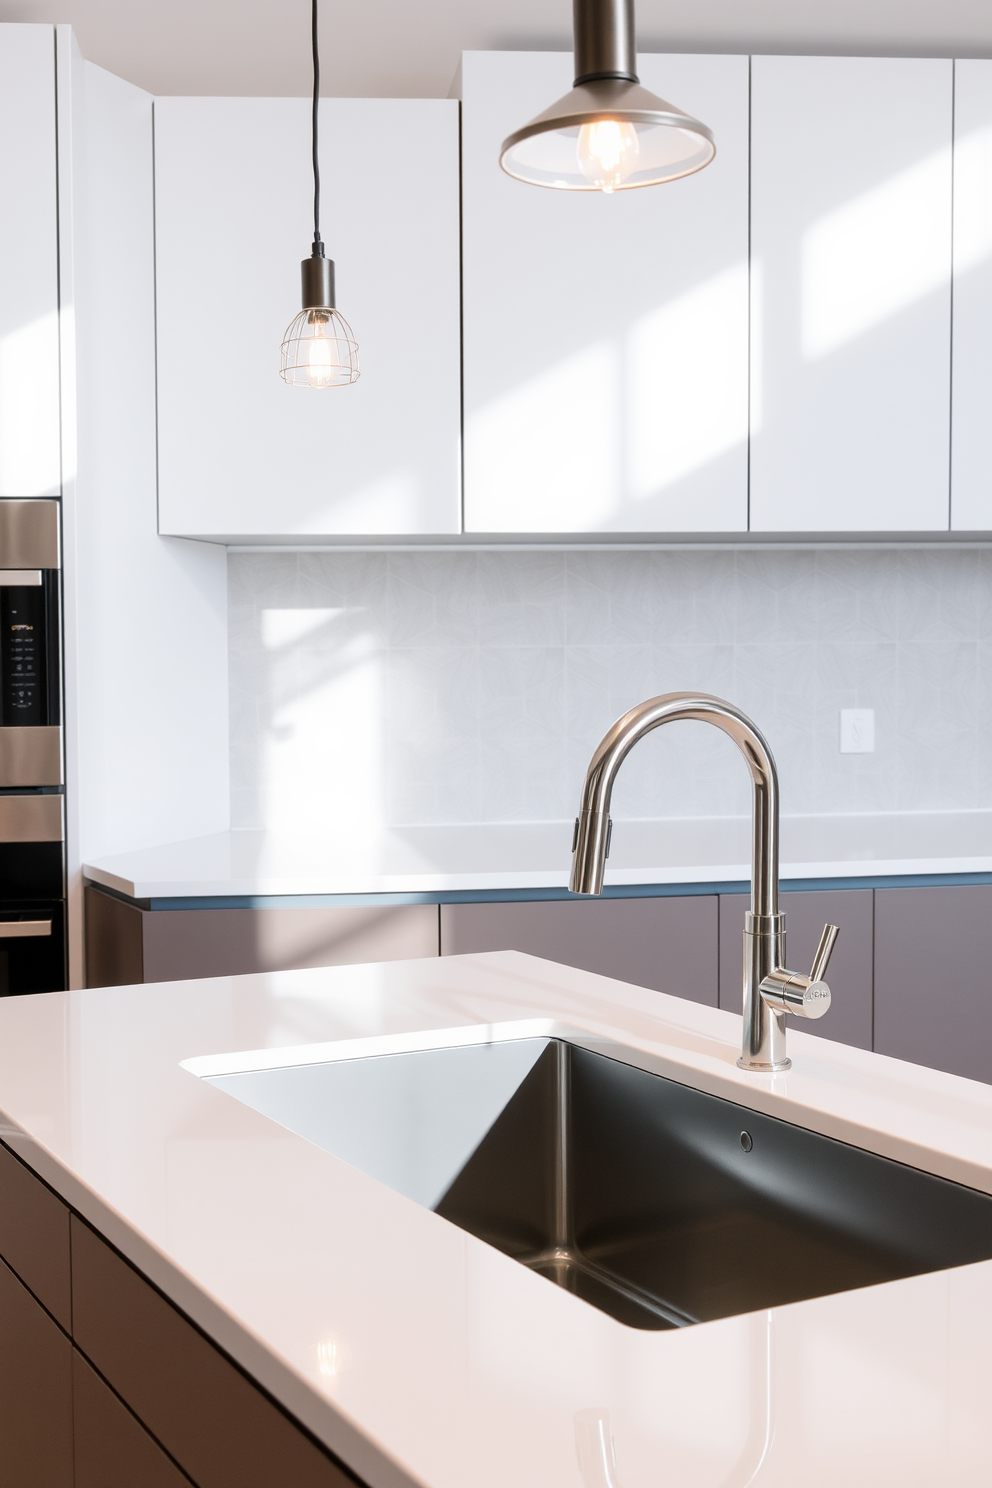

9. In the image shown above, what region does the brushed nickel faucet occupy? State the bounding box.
[569,692,839,1071]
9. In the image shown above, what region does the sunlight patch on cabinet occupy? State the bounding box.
[802,146,951,359]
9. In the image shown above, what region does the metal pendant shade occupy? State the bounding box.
[500,0,715,191]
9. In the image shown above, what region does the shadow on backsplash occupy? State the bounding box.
[228,546,992,834]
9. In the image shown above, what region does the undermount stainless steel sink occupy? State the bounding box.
[207,1037,992,1330]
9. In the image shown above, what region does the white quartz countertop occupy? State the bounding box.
[4,952,992,1486]
[82,809,992,899]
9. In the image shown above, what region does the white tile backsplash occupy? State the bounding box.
[228,548,992,831]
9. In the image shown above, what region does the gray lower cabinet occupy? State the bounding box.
[718,888,875,1051]
[73,1348,191,1488]
[0,1255,74,1487]
[441,895,719,1006]
[874,885,992,1083]
[85,884,439,987]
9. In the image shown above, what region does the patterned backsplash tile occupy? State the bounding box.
[228,547,992,832]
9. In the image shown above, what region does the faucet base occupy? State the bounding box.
[737,1055,792,1073]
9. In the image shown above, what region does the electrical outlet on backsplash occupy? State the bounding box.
[227,546,992,835]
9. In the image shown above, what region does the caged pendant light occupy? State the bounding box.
[500,0,715,192]
[279,0,359,387]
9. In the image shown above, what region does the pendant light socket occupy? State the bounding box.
[573,0,636,84]
[302,252,335,310]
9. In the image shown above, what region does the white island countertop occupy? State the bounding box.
[83,809,992,900]
[3,951,992,1486]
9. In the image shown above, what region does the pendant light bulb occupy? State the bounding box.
[279,0,359,387]
[577,118,639,191]
[500,0,715,191]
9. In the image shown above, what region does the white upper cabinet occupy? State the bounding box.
[951,60,992,531]
[750,57,953,533]
[154,98,461,539]
[460,51,750,535]
[0,25,60,498]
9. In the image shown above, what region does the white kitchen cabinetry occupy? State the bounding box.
[750,56,953,533]
[154,98,461,540]
[951,60,992,531]
[460,51,750,535]
[0,25,60,498]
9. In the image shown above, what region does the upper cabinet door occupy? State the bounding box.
[0,25,60,498]
[461,51,749,535]
[750,57,952,533]
[951,60,992,531]
[154,99,461,539]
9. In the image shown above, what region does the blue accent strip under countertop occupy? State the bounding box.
[85,869,992,913]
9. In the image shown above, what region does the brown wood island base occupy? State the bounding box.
[0,1141,365,1488]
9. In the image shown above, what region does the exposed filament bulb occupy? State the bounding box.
[307,312,334,388]
[577,119,640,192]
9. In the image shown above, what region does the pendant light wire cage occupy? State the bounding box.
[280,306,360,387]
[278,0,360,387]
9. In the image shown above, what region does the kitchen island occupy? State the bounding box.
[1,949,991,1486]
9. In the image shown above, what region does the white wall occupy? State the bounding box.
[57,31,229,982]
[229,546,992,833]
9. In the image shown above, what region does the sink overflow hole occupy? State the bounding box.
[740,1131,753,1152]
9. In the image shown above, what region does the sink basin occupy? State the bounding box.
[206,1037,992,1329]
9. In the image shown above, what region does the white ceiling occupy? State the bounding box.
[1,0,991,99]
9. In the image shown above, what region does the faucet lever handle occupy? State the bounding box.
[810,923,839,984]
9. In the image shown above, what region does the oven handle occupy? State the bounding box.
[0,919,52,938]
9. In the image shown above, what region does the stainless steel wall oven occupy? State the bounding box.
[0,501,64,993]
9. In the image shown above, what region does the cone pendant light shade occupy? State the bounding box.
[279,0,359,386]
[500,0,715,191]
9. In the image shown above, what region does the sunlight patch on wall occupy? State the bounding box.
[260,612,384,833]
[627,263,749,497]
[262,608,345,649]
[802,148,951,359]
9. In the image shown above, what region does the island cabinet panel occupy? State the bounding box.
[0,1256,73,1487]
[718,889,874,1050]
[0,1138,71,1329]
[440,895,719,1005]
[70,1217,363,1488]
[460,50,750,535]
[73,1349,192,1488]
[154,97,461,540]
[951,59,992,530]
[749,56,953,532]
[84,883,439,987]
[874,885,992,1082]
[0,24,61,499]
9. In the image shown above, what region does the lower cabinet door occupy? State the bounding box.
[874,884,992,1082]
[441,895,719,1006]
[719,888,874,1050]
[70,1216,360,1488]
[73,1349,191,1488]
[0,1256,73,1488]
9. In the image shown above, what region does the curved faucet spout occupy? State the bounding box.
[569,692,779,917]
[569,691,838,1072]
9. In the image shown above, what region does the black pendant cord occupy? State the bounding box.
[311,0,323,256]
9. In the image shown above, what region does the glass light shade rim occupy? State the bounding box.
[500,120,716,190]
[500,140,716,190]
